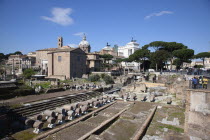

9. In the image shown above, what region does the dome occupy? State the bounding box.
[79,34,91,53]
[103,42,113,50]
[79,34,90,48]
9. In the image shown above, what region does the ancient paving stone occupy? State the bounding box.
[100,119,139,140]
[86,115,108,125]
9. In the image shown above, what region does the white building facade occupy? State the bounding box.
[204,58,210,69]
[121,61,141,72]
[118,39,140,58]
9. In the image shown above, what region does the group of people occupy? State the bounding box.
[191,76,209,89]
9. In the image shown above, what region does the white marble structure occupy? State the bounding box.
[118,38,140,58]
[102,43,113,51]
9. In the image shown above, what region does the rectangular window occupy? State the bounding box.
[58,56,62,62]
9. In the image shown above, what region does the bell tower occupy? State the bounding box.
[58,37,63,48]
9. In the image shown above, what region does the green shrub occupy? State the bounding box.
[101,73,105,79]
[60,79,73,84]
[13,88,34,96]
[88,74,100,82]
[23,68,36,79]
[103,74,114,84]
[35,82,51,89]
[0,85,34,99]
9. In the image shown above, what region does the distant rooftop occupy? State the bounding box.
[36,48,58,51]
[47,48,81,54]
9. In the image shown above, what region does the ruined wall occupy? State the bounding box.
[185,89,210,140]
[157,75,189,100]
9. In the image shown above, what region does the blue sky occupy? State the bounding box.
[0,0,210,55]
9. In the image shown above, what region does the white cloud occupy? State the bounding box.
[41,8,73,26]
[145,11,173,20]
[68,44,78,48]
[73,32,85,37]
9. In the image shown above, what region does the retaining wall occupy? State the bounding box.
[185,89,210,140]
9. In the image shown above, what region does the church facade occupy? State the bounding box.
[47,48,87,80]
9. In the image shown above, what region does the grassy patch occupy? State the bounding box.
[12,130,37,140]
[146,105,185,136]
[169,111,185,125]
[158,124,184,133]
[35,82,51,89]
[172,93,176,98]
[9,103,23,109]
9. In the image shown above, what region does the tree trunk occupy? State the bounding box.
[170,59,173,70]
[156,63,158,71]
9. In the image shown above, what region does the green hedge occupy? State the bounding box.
[88,74,100,82]
[0,85,35,100]
[103,74,114,84]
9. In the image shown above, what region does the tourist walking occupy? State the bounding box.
[203,77,208,89]
[152,75,156,83]
[192,77,198,89]
[196,77,199,89]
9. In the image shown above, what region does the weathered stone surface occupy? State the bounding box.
[142,135,163,140]
[160,117,180,126]
[134,83,147,92]
[185,90,210,140]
